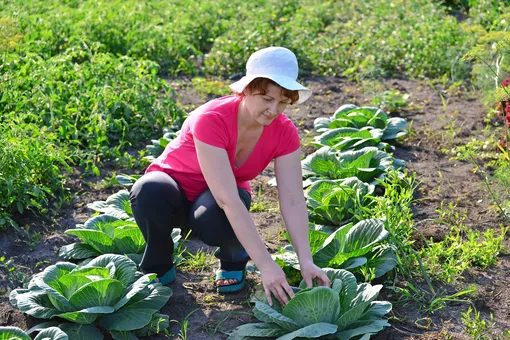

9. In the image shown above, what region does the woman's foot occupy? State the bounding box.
[215,269,246,293]
[151,266,176,285]
[217,278,239,286]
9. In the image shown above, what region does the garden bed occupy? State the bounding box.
[1,75,508,339]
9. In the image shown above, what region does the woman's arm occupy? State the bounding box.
[194,137,295,305]
[275,149,330,287]
[274,149,312,263]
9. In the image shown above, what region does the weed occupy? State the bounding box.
[170,308,201,340]
[469,154,510,224]
[450,136,500,163]
[191,77,231,98]
[34,260,51,270]
[21,225,42,249]
[461,306,495,340]
[435,201,467,227]
[0,256,30,290]
[437,170,443,195]
[370,89,410,113]
[250,201,273,213]
[395,282,475,314]
[180,248,216,273]
[420,224,507,283]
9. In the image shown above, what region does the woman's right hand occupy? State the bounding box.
[259,260,295,307]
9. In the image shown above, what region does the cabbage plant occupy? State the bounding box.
[301,146,404,188]
[312,127,391,152]
[9,254,172,340]
[228,268,391,339]
[274,219,397,281]
[144,128,180,162]
[87,190,132,220]
[58,214,181,263]
[306,177,375,226]
[314,104,408,141]
[114,174,141,187]
[0,326,67,340]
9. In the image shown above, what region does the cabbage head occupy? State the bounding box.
[87,190,132,220]
[59,214,181,264]
[0,326,67,340]
[9,254,172,340]
[274,219,398,282]
[228,269,391,339]
[306,177,375,226]
[311,127,391,152]
[301,146,404,188]
[314,104,408,141]
[144,128,180,162]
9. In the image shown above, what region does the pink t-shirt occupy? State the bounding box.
[146,95,300,201]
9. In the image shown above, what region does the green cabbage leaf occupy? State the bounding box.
[228,269,391,339]
[9,255,172,340]
[314,104,408,141]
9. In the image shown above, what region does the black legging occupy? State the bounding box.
[129,171,251,276]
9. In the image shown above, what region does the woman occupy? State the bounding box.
[130,46,329,307]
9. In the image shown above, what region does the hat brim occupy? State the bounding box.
[229,74,312,104]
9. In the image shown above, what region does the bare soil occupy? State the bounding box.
[1,76,508,339]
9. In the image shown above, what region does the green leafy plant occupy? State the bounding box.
[0,18,23,52]
[274,219,398,283]
[144,128,181,162]
[420,225,508,283]
[0,122,71,230]
[0,256,31,292]
[461,306,495,340]
[114,174,142,187]
[0,326,67,340]
[9,254,172,339]
[87,190,132,220]
[300,146,404,188]
[311,127,391,152]
[305,177,376,226]
[228,268,392,339]
[59,214,181,263]
[314,105,408,141]
[205,0,469,79]
[370,90,410,114]
[0,44,182,161]
[354,169,421,281]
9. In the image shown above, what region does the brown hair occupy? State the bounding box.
[234,77,300,104]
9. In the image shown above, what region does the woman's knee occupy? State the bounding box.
[130,172,184,212]
[188,187,251,244]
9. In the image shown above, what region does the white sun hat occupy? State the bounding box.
[229,47,312,104]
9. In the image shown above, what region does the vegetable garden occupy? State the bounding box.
[1,0,510,339]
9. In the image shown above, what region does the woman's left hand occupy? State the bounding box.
[300,260,330,288]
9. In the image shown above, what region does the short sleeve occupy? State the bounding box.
[275,120,300,158]
[190,111,229,149]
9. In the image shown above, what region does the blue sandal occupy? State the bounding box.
[215,269,246,293]
[151,266,176,285]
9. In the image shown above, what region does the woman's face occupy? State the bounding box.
[242,83,291,126]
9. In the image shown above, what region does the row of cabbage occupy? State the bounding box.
[2,191,182,339]
[227,104,409,339]
[1,104,409,339]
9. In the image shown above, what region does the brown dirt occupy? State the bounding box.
[1,76,509,339]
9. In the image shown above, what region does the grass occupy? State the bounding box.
[169,308,201,340]
[461,306,494,340]
[419,200,508,283]
[179,248,217,273]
